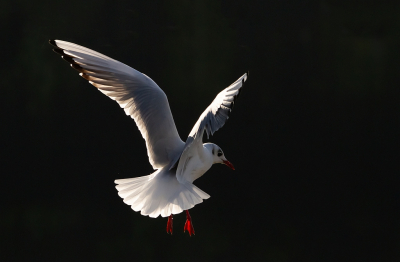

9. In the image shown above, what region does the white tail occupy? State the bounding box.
[115,168,210,218]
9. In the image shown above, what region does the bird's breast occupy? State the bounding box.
[189,164,212,182]
[185,155,213,183]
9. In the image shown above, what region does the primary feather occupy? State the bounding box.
[50,39,184,169]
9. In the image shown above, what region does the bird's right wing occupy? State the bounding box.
[175,73,248,183]
[187,73,247,139]
[50,40,184,169]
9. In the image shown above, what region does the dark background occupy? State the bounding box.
[1,0,399,261]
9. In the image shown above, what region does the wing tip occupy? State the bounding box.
[80,72,91,80]
[71,63,83,72]
[49,39,57,47]
[52,48,64,55]
[243,71,249,82]
[52,48,83,73]
[62,55,74,64]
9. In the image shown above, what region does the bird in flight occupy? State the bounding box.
[50,39,247,236]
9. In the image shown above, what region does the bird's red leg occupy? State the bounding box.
[166,214,173,234]
[183,210,195,236]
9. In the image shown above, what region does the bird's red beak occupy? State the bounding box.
[223,160,235,170]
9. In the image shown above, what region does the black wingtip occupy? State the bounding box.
[71,63,83,72]
[49,39,57,47]
[62,55,75,64]
[52,48,64,55]
[80,72,90,79]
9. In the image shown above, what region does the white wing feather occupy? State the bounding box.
[176,73,248,183]
[50,40,184,169]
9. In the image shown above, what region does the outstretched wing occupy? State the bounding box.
[50,40,184,169]
[188,72,247,139]
[175,73,248,183]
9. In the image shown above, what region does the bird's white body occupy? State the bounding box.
[50,39,247,219]
[115,143,216,217]
[115,167,210,218]
[176,143,215,183]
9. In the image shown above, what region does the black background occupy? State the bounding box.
[1,0,399,261]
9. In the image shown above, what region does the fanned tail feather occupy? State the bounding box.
[115,168,210,218]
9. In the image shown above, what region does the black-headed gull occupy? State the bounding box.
[50,39,247,236]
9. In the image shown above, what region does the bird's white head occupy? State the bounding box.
[204,143,235,170]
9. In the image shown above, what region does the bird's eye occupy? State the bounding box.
[217,151,223,157]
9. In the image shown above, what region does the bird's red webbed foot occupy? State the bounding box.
[166,214,173,234]
[183,210,195,236]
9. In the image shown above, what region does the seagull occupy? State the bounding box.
[49,39,247,236]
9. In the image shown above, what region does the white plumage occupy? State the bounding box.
[50,39,247,220]
[115,168,210,218]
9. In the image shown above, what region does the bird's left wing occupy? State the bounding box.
[175,73,248,183]
[50,40,184,169]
